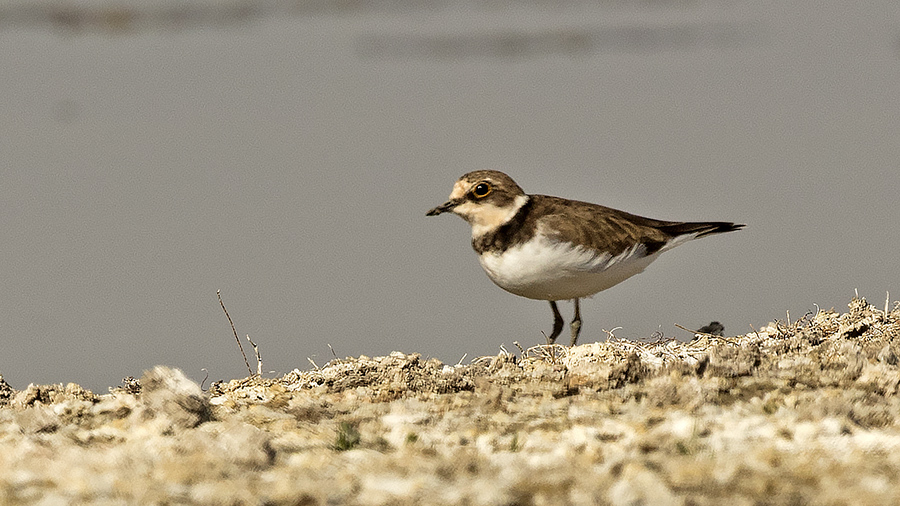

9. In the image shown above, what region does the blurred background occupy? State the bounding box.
[1,0,898,392]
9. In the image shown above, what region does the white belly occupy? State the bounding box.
[477,236,661,301]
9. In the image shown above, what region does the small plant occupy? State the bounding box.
[333,422,361,451]
[674,439,694,455]
[509,433,520,452]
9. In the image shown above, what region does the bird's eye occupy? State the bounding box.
[472,182,492,198]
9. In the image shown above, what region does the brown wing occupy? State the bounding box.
[535,195,743,256]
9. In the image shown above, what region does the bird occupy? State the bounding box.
[426,170,744,346]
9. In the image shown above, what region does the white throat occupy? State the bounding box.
[454,194,529,238]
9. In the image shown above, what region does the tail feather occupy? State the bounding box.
[660,221,745,239]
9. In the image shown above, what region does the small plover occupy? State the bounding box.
[427,170,743,345]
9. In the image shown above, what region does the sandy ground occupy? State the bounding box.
[1,297,899,505]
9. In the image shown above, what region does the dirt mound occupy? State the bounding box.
[1,297,899,505]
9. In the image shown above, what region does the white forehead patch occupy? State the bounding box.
[448,180,471,200]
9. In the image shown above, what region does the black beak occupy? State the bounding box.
[426,199,459,216]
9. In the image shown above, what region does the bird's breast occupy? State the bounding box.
[477,235,659,301]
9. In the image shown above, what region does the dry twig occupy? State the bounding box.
[218,290,252,376]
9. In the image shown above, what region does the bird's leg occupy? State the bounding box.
[570,298,582,346]
[548,301,564,344]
